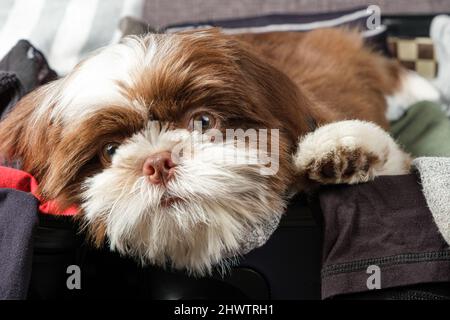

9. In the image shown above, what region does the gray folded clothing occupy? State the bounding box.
[0,190,39,300]
[318,174,450,299]
[318,157,450,299]
[414,157,450,246]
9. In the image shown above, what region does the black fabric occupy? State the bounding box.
[0,40,57,168]
[29,197,321,300]
[0,40,57,120]
[0,72,23,120]
[0,189,39,299]
[165,8,370,29]
[0,40,57,93]
[0,41,56,299]
[318,174,450,299]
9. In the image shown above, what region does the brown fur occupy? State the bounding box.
[235,29,403,129]
[0,28,403,214]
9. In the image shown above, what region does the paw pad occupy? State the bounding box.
[304,146,380,184]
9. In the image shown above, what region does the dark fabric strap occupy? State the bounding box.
[0,72,23,120]
[322,250,450,277]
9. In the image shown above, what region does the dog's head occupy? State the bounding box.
[0,29,317,274]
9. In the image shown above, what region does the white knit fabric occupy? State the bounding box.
[414,157,450,245]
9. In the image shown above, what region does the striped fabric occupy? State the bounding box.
[165,7,386,37]
[143,0,450,28]
[162,7,390,55]
[0,0,143,75]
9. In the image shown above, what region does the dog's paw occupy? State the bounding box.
[298,145,381,184]
[293,120,411,185]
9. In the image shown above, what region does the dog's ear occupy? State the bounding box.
[0,83,60,181]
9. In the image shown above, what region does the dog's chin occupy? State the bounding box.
[80,143,286,275]
[159,195,185,208]
[81,175,285,275]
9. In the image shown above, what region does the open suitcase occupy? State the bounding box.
[27,13,450,300]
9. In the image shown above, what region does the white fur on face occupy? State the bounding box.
[81,122,285,275]
[31,34,174,126]
[34,31,233,127]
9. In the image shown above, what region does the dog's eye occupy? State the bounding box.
[189,113,216,131]
[100,143,119,164]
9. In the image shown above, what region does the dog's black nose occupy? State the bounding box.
[143,151,176,185]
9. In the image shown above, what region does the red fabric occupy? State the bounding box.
[0,166,78,216]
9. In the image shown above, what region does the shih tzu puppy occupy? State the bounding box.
[0,28,438,275]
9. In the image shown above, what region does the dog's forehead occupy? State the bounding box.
[50,36,159,123]
[40,31,239,126]
[36,34,173,125]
